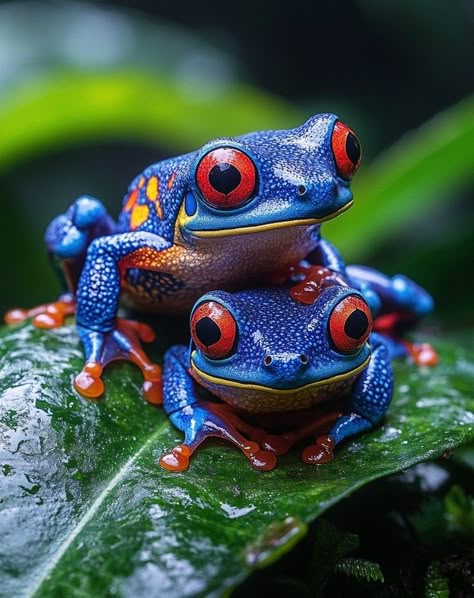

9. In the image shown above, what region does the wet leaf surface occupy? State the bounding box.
[0,324,473,597]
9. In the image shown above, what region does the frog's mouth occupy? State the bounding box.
[190,352,370,394]
[188,200,353,239]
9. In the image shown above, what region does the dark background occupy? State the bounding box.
[0,0,473,326]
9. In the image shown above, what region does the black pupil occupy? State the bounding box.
[209,163,241,194]
[345,133,360,165]
[344,309,368,340]
[195,317,221,347]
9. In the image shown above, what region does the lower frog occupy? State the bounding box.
[159,266,436,471]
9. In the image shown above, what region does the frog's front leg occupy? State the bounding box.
[306,237,346,274]
[73,231,171,401]
[159,345,277,472]
[5,196,115,328]
[303,333,394,464]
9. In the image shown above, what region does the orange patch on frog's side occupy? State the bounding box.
[122,246,169,269]
[124,189,139,211]
[130,204,150,230]
[146,176,159,200]
[146,175,163,219]
[155,200,163,220]
[167,171,176,190]
[138,176,146,189]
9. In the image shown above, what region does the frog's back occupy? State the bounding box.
[117,152,193,240]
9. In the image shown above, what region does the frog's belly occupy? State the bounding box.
[121,225,318,313]
[197,377,354,414]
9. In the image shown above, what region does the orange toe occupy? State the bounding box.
[159,445,191,472]
[74,363,105,399]
[4,308,28,324]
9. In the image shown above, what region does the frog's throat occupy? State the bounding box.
[187,200,354,239]
[189,352,370,394]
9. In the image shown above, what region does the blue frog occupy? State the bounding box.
[6,115,362,403]
[159,266,436,471]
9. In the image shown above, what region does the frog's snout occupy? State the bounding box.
[295,178,338,202]
[263,352,310,381]
[294,176,352,219]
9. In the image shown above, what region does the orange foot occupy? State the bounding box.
[73,318,162,404]
[302,435,336,464]
[401,340,439,367]
[5,294,76,329]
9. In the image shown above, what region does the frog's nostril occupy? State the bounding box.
[297,184,308,197]
[263,355,273,367]
[300,354,309,365]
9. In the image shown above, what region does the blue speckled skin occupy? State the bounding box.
[44,114,355,371]
[161,283,396,470]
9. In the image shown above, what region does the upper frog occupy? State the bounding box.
[112,114,361,315]
[118,114,359,242]
[6,114,361,400]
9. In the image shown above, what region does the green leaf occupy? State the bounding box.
[1,325,473,596]
[335,557,384,583]
[0,69,298,176]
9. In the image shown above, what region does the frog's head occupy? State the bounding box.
[178,113,361,239]
[189,285,372,395]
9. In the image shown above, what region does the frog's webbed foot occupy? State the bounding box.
[74,318,162,404]
[400,339,439,367]
[373,326,439,367]
[242,409,343,457]
[160,401,277,472]
[5,293,76,329]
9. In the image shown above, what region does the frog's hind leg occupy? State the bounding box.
[159,346,276,472]
[303,334,394,464]
[5,196,115,329]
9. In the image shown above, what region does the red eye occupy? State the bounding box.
[331,121,362,180]
[191,301,238,359]
[196,147,257,209]
[329,295,372,353]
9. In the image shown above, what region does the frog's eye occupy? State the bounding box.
[191,301,238,359]
[331,121,361,180]
[329,295,372,353]
[196,147,257,209]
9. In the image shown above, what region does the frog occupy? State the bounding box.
[5,114,362,403]
[159,265,436,471]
